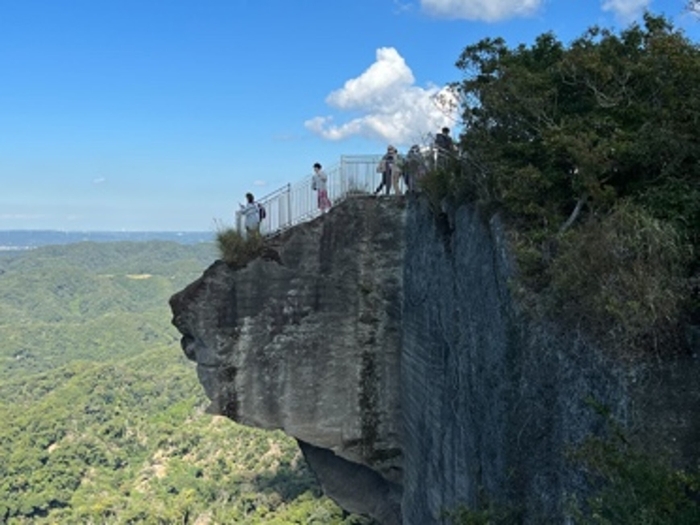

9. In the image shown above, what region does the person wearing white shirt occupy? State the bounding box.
[312,163,331,213]
[239,192,261,235]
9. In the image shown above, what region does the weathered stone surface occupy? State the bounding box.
[170,195,700,524]
[170,197,406,523]
[400,199,624,522]
[299,440,402,525]
[400,197,700,523]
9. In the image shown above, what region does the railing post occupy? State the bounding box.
[340,156,347,197]
[286,183,292,228]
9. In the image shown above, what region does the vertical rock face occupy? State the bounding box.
[400,200,626,522]
[170,197,405,524]
[400,198,700,523]
[170,195,700,524]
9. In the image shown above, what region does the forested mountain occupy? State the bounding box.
[0,241,216,379]
[0,240,370,524]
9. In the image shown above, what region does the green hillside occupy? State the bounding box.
[0,241,214,379]
[0,241,370,524]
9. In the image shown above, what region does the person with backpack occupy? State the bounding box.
[239,192,262,236]
[312,162,331,213]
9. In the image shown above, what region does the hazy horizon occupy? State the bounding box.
[0,229,216,250]
[0,228,213,233]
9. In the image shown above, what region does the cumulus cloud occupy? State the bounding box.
[305,47,458,147]
[601,0,650,23]
[421,0,542,22]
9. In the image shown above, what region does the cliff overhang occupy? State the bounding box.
[170,197,405,523]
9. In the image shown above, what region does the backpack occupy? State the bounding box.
[258,203,266,221]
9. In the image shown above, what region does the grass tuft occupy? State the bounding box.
[215,229,265,268]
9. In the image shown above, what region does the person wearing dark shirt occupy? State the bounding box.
[375,145,398,196]
[434,127,455,167]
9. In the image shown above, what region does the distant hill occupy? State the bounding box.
[0,240,218,378]
[0,230,215,251]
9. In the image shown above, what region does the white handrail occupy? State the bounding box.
[230,146,458,237]
[235,154,393,237]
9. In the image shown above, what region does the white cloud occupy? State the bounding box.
[305,47,458,147]
[601,0,650,23]
[420,0,542,22]
[392,0,414,14]
[93,177,106,184]
[326,48,415,110]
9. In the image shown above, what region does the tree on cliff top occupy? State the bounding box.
[446,13,699,352]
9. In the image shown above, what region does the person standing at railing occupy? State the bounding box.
[391,149,404,196]
[239,192,261,236]
[403,144,426,193]
[434,127,456,168]
[375,145,400,196]
[312,163,332,213]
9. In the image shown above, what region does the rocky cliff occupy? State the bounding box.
[170,196,700,524]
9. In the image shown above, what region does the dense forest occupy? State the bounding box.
[0,240,371,524]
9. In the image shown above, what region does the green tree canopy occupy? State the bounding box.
[446,13,699,349]
[453,13,700,244]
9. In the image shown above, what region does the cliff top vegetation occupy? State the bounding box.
[425,13,699,355]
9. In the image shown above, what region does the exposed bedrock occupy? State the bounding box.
[170,195,700,524]
[170,197,406,524]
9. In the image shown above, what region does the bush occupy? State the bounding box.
[548,201,689,353]
[216,228,265,268]
[419,165,454,214]
[570,410,700,525]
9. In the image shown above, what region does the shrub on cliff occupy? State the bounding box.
[216,228,265,268]
[548,201,690,353]
[572,437,700,524]
[568,404,700,525]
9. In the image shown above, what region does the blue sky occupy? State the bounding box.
[1,0,697,231]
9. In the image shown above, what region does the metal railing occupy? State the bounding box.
[231,147,463,237]
[236,154,390,237]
